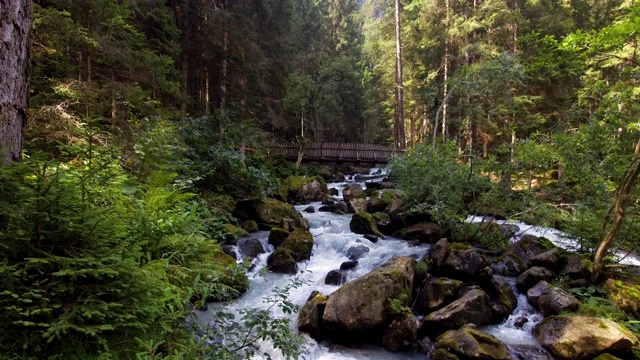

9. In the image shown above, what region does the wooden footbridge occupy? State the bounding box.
[268,142,406,165]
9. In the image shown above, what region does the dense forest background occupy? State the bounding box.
[3,0,640,359]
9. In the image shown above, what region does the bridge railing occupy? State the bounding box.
[268,142,406,163]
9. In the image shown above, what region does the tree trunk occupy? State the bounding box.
[592,139,640,282]
[394,0,405,149]
[0,0,32,165]
[441,0,450,144]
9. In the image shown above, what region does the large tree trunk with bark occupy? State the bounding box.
[0,0,32,165]
[394,0,405,149]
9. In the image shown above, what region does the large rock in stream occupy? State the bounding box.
[534,315,639,360]
[349,211,385,238]
[434,327,513,360]
[266,228,314,273]
[322,256,415,334]
[282,175,328,203]
[421,288,494,337]
[233,198,302,230]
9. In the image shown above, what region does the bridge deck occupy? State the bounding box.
[268,142,406,164]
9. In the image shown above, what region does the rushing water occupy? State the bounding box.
[197,172,638,359]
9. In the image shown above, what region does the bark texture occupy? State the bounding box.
[1,0,32,165]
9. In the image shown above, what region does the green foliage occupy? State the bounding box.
[571,285,640,335]
[386,291,412,316]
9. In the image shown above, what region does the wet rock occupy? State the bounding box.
[485,277,518,322]
[321,193,335,205]
[298,291,327,340]
[478,266,494,281]
[491,254,528,277]
[347,198,368,213]
[511,344,555,360]
[340,260,358,270]
[438,245,490,281]
[526,280,552,307]
[385,198,407,223]
[434,327,513,360]
[368,189,402,213]
[393,222,443,243]
[414,277,463,313]
[329,188,339,196]
[268,227,291,248]
[350,211,385,238]
[241,220,259,233]
[281,228,314,262]
[221,245,237,260]
[381,313,420,351]
[516,266,556,292]
[560,254,593,280]
[346,245,370,261]
[267,248,297,274]
[237,238,265,258]
[432,348,460,360]
[538,287,580,317]
[325,270,347,285]
[371,212,394,235]
[421,288,494,337]
[233,198,302,230]
[363,234,379,243]
[427,238,451,267]
[534,315,639,360]
[592,354,623,360]
[343,184,365,202]
[318,205,334,212]
[334,201,348,214]
[283,175,328,203]
[322,256,415,334]
[505,235,555,267]
[530,247,563,271]
[514,317,529,329]
[303,206,315,213]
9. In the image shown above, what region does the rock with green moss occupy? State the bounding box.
[415,277,463,313]
[393,222,442,243]
[560,254,593,280]
[368,189,403,213]
[371,212,394,235]
[484,277,517,322]
[281,228,314,262]
[220,223,249,245]
[427,238,451,267]
[347,198,369,213]
[350,211,385,238]
[298,290,327,340]
[322,256,415,333]
[505,235,556,268]
[202,251,249,301]
[421,288,494,337]
[432,348,460,360]
[435,246,490,281]
[538,286,580,317]
[268,227,291,248]
[475,221,520,245]
[530,247,564,271]
[267,248,297,274]
[592,354,623,360]
[233,198,302,230]
[516,266,556,292]
[534,315,639,360]
[381,313,420,351]
[241,220,259,233]
[343,184,365,202]
[491,254,527,277]
[435,327,512,360]
[283,175,328,204]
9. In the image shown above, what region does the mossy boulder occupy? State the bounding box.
[368,189,402,213]
[560,254,593,281]
[347,198,369,213]
[201,251,249,301]
[592,354,623,360]
[220,223,249,245]
[350,211,385,238]
[298,290,327,340]
[281,228,314,262]
[283,175,328,204]
[534,315,639,360]
[432,348,461,360]
[393,222,442,243]
[516,266,556,292]
[343,184,365,202]
[505,235,556,268]
[381,313,420,351]
[530,247,564,271]
[435,246,490,281]
[484,277,518,322]
[526,280,552,307]
[414,277,463,313]
[604,277,640,319]
[237,238,265,258]
[371,212,394,235]
[476,221,520,245]
[322,256,415,334]
[233,198,302,230]
[267,247,297,274]
[491,254,527,277]
[241,220,259,233]
[538,287,580,317]
[421,288,494,337]
[268,227,291,248]
[435,327,513,360]
[427,238,451,267]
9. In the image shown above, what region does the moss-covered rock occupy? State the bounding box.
[281,228,314,262]
[220,223,249,245]
[267,248,297,274]
[343,184,365,202]
[435,327,513,360]
[432,348,460,360]
[434,247,490,281]
[484,277,518,322]
[534,315,639,360]
[505,235,556,268]
[200,251,249,302]
[592,354,623,360]
[240,220,259,233]
[604,276,640,319]
[268,227,291,248]
[233,197,301,230]
[427,238,451,268]
[381,313,419,351]
[538,287,580,317]
[516,266,556,292]
[371,211,394,235]
[347,198,369,213]
[350,211,385,238]
[393,222,442,243]
[283,175,328,204]
[414,277,463,313]
[560,254,593,281]
[298,290,327,340]
[368,189,403,213]
[322,256,415,334]
[491,254,527,277]
[421,289,494,337]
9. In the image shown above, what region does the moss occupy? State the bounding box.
[202,251,250,301]
[431,349,460,360]
[283,175,327,203]
[220,223,249,245]
[592,354,622,360]
[281,228,314,261]
[351,211,385,238]
[255,198,300,226]
[267,248,298,274]
[268,227,291,248]
[538,236,556,251]
[241,220,259,233]
[414,260,429,279]
[450,242,473,252]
